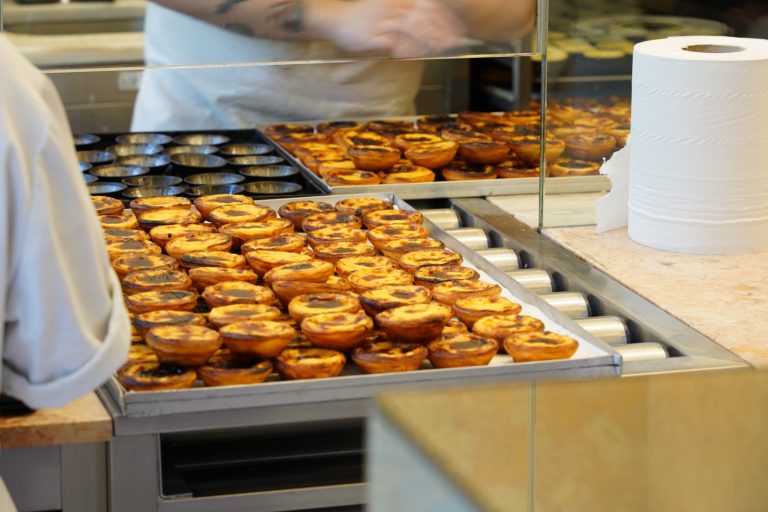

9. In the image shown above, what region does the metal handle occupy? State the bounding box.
[575,316,628,345]
[505,269,553,294]
[538,292,590,319]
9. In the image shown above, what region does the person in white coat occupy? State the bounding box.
[131,0,536,130]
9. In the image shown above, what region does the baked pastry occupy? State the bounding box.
[367,224,430,251]
[351,341,428,374]
[380,165,436,184]
[165,232,232,260]
[220,320,295,358]
[452,296,522,328]
[606,124,630,148]
[244,250,313,277]
[312,241,376,263]
[103,228,150,244]
[347,145,401,171]
[458,140,512,165]
[133,310,207,339]
[305,225,369,247]
[197,351,273,387]
[149,223,216,249]
[335,255,396,277]
[442,317,469,336]
[263,260,335,284]
[473,314,545,347]
[278,201,335,228]
[426,333,499,368]
[208,203,274,228]
[359,285,432,316]
[508,135,565,165]
[338,130,391,149]
[288,292,361,322]
[380,238,444,261]
[106,239,162,261]
[126,343,159,363]
[317,160,357,179]
[326,170,382,186]
[413,265,480,289]
[125,290,198,314]
[301,212,361,233]
[264,123,314,138]
[301,149,347,174]
[441,162,498,181]
[496,159,540,179]
[188,267,259,291]
[240,233,306,254]
[457,111,509,125]
[100,212,139,231]
[416,114,460,132]
[275,132,330,153]
[122,269,193,295]
[117,362,197,391]
[202,282,277,308]
[271,275,351,306]
[194,194,254,220]
[564,133,617,161]
[398,249,463,274]
[129,196,191,214]
[404,141,459,169]
[208,303,282,329]
[431,279,501,305]
[549,159,600,177]
[548,103,579,124]
[347,268,414,293]
[219,218,294,247]
[146,324,222,366]
[392,133,443,151]
[301,311,373,351]
[366,119,414,134]
[503,331,579,362]
[179,251,245,271]
[362,209,424,229]
[505,109,540,125]
[92,196,124,216]
[112,254,179,279]
[136,208,202,231]
[274,348,346,380]
[439,128,491,143]
[294,142,344,160]
[317,120,364,135]
[573,116,618,132]
[375,302,452,344]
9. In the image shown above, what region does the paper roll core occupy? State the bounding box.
[682,44,745,53]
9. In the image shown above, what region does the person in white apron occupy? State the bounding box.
[132,0,535,130]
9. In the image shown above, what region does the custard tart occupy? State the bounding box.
[136,208,202,231]
[404,141,459,169]
[367,224,429,252]
[496,159,540,179]
[347,268,414,293]
[351,341,428,374]
[508,135,565,165]
[375,302,452,344]
[442,317,469,336]
[92,195,124,216]
[122,269,193,295]
[305,225,368,247]
[100,212,139,230]
[335,255,396,278]
[146,324,222,367]
[149,223,216,249]
[431,279,502,305]
[312,241,376,263]
[302,150,348,174]
[427,333,498,368]
[240,233,306,254]
[165,232,233,260]
[359,285,432,316]
[196,351,273,387]
[380,238,444,262]
[366,119,414,134]
[112,254,179,279]
[264,123,314,138]
[347,145,401,171]
[208,303,282,329]
[392,133,443,151]
[179,251,246,271]
[317,120,363,135]
[271,275,351,306]
[438,128,490,144]
[275,348,346,380]
[458,140,512,165]
[193,194,254,220]
[473,314,545,347]
[441,163,497,181]
[326,170,382,186]
[129,196,191,214]
[244,250,314,277]
[412,265,480,289]
[549,159,600,177]
[263,260,335,285]
[103,228,150,244]
[452,296,522,328]
[362,209,424,229]
[133,310,207,339]
[125,290,198,314]
[220,320,295,358]
[503,331,579,362]
[202,282,277,308]
[208,203,274,228]
[301,212,361,233]
[301,311,373,351]
[339,130,391,150]
[219,218,294,247]
[278,201,335,228]
[564,133,616,161]
[380,165,436,184]
[126,344,159,363]
[294,142,344,160]
[318,160,357,179]
[118,362,197,391]
[288,292,361,322]
[188,267,259,291]
[106,239,162,261]
[398,249,463,274]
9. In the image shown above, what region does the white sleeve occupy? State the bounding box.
[0,38,131,410]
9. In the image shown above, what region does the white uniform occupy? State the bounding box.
[0,36,131,411]
[131,4,425,130]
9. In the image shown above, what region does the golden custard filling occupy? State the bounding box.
[302,311,372,333]
[203,282,276,305]
[194,194,254,218]
[362,209,424,228]
[241,233,305,253]
[220,320,295,340]
[278,201,334,222]
[348,269,414,289]
[307,226,368,245]
[399,249,463,272]
[129,196,191,213]
[336,256,396,277]
[165,232,232,257]
[414,265,479,284]
[208,203,274,226]
[334,197,393,217]
[180,251,245,269]
[220,217,294,239]
[137,208,202,227]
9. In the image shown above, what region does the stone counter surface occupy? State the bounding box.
[544,226,768,368]
[0,393,112,449]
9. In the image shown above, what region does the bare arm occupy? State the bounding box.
[444,0,537,42]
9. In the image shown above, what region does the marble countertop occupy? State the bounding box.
[0,393,112,449]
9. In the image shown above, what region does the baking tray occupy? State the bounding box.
[103,193,620,418]
[257,123,612,200]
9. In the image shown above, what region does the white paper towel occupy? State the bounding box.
[596,36,768,254]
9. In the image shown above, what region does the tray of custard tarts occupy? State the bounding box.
[258,110,615,200]
[99,192,619,418]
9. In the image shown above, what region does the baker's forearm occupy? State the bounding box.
[445,0,536,41]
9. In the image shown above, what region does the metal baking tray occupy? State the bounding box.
[102,193,620,420]
[258,122,612,200]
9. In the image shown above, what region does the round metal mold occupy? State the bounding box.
[122,186,187,199]
[185,184,246,197]
[218,143,273,156]
[173,133,231,146]
[107,144,164,157]
[171,153,228,171]
[238,165,298,180]
[227,155,285,167]
[115,133,173,145]
[89,165,149,181]
[164,145,219,156]
[121,175,183,188]
[74,133,100,147]
[87,182,127,196]
[184,172,245,186]
[79,161,93,173]
[243,181,302,196]
[83,174,99,184]
[77,150,116,164]
[118,154,171,171]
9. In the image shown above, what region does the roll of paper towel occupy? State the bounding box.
[626,36,768,254]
